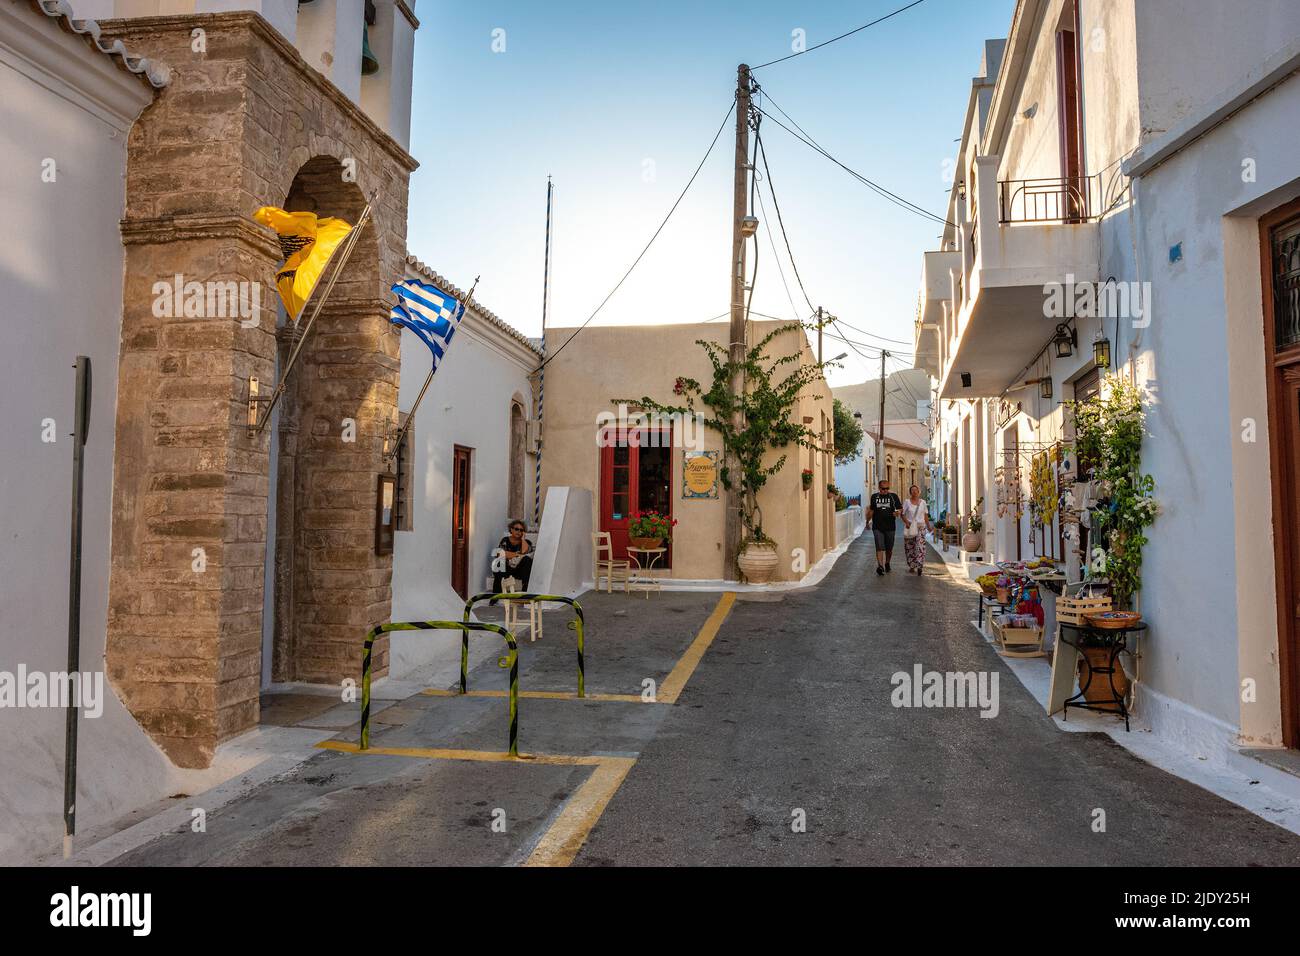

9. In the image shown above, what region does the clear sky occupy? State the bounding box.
[407,0,1016,386]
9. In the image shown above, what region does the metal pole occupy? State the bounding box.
[817,306,823,365]
[726,64,752,571]
[255,197,375,434]
[877,349,889,488]
[535,177,553,528]
[63,355,90,859]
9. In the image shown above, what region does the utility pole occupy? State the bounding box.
[877,349,890,489]
[725,63,752,577]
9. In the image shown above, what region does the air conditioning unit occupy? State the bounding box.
[527,418,542,452]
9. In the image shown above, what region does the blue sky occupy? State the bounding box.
[407,0,1016,385]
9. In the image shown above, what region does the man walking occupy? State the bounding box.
[866,479,903,576]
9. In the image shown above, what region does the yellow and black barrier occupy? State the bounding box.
[360,620,520,755]
[463,593,586,697]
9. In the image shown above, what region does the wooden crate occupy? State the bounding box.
[1056,594,1112,626]
[992,620,1046,658]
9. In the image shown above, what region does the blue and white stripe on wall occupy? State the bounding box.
[389,278,465,365]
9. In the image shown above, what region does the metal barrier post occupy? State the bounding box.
[464,592,585,697]
[361,620,519,755]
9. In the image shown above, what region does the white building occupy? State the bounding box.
[388,257,540,671]
[915,0,1300,766]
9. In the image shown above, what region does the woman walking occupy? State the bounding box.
[901,485,931,576]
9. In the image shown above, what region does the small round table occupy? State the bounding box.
[1058,620,1147,732]
[625,547,666,598]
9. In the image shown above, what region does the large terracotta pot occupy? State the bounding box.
[962,531,982,551]
[629,537,662,551]
[737,541,779,584]
[1078,645,1130,704]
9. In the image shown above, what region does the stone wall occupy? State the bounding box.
[100,12,416,767]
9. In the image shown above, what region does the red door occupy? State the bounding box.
[599,427,671,566]
[451,445,472,598]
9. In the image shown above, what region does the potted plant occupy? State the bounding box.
[801,468,814,490]
[962,497,984,552]
[738,530,780,584]
[628,510,675,551]
[826,482,840,499]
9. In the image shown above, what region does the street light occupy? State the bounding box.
[1053,323,1076,358]
[1093,335,1112,369]
[830,352,848,362]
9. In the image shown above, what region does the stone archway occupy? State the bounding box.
[269,156,390,686]
[102,13,416,768]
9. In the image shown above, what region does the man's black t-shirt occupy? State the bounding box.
[869,492,904,532]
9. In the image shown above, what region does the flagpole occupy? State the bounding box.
[385,276,480,461]
[255,194,376,435]
[534,176,553,528]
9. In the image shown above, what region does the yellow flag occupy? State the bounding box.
[253,207,354,319]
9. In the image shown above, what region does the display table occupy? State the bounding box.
[625,547,666,598]
[1055,620,1147,732]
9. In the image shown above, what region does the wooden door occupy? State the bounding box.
[1263,201,1300,746]
[599,427,672,565]
[451,445,471,599]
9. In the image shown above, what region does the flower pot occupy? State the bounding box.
[629,537,662,551]
[1077,645,1130,705]
[737,541,779,584]
[962,532,982,551]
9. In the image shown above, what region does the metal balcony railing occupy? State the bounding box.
[998,174,1101,224]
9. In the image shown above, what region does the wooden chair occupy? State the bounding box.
[501,576,541,642]
[592,532,631,593]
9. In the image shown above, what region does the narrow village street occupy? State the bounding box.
[100,534,1300,867]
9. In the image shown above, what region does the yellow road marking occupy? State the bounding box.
[320,592,735,865]
[655,591,736,704]
[420,688,654,703]
[316,740,607,765]
[523,757,637,867]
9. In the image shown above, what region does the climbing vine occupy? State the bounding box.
[1065,374,1159,608]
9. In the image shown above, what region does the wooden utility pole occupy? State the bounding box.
[877,349,890,489]
[725,63,752,577]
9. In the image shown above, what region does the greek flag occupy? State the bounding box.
[389,278,465,368]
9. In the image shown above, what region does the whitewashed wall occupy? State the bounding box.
[388,290,537,675]
[0,7,170,864]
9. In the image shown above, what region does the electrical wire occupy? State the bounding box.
[538,99,735,371]
[751,0,929,70]
[756,131,816,315]
[755,104,952,227]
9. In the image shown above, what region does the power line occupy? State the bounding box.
[538,99,736,371]
[752,0,929,70]
[755,130,816,315]
[832,315,914,348]
[754,183,801,322]
[755,103,952,227]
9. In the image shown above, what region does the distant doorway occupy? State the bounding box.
[452,445,472,599]
[599,427,672,566]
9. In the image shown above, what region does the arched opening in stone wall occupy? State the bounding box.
[263,155,392,688]
[508,399,526,524]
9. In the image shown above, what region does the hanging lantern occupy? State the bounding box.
[361,26,380,75]
[1053,323,1076,358]
[1040,376,1053,400]
[1093,335,1111,369]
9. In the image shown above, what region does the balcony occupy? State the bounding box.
[935,154,1100,399]
[914,249,960,379]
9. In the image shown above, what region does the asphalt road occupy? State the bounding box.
[107,531,1300,866]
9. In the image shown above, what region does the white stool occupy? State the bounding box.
[501,576,541,642]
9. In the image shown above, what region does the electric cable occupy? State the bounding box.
[751,0,929,70]
[539,99,735,371]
